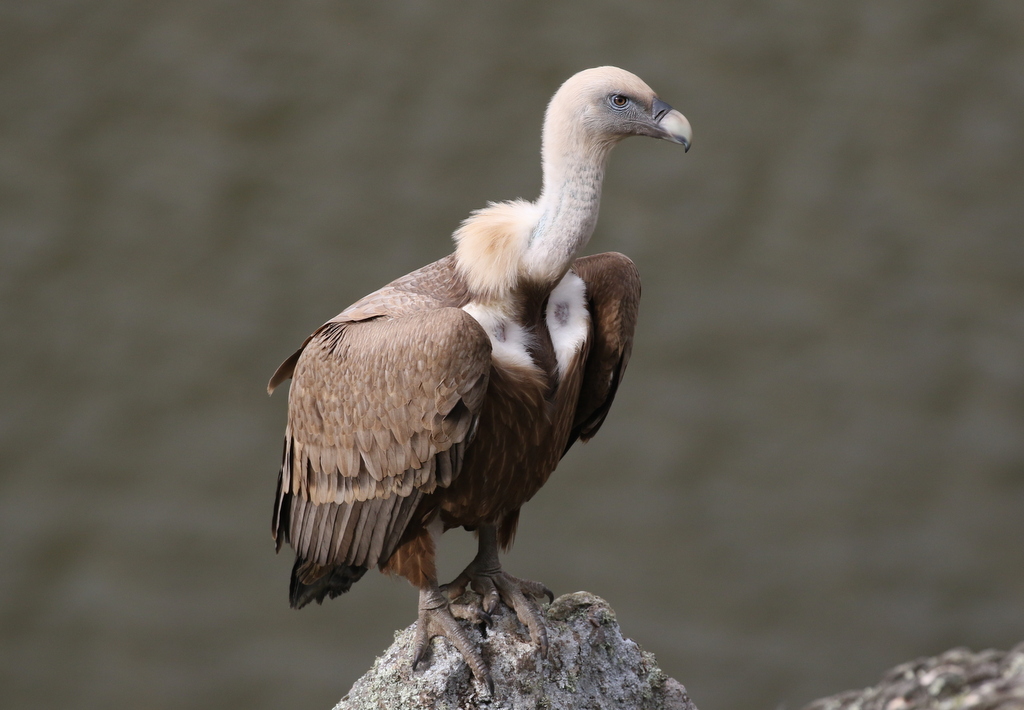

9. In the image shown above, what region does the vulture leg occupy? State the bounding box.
[412,584,493,694]
[443,525,553,657]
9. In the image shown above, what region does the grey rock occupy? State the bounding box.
[333,591,697,710]
[804,643,1024,710]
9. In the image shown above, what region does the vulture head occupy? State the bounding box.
[456,66,691,297]
[543,66,692,157]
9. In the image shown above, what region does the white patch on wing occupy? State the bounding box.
[462,302,537,370]
[546,271,589,378]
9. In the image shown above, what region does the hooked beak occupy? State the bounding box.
[652,98,692,152]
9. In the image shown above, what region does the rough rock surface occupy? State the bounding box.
[804,643,1024,710]
[333,591,696,710]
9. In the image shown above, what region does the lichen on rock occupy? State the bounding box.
[804,643,1024,710]
[333,591,697,710]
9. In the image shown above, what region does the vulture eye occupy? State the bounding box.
[609,94,630,110]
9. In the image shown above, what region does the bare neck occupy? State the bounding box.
[451,116,616,304]
[523,130,614,287]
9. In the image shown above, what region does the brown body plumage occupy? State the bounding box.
[269,67,691,691]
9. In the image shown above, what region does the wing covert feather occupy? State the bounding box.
[289,307,490,500]
[268,255,468,393]
[274,306,491,570]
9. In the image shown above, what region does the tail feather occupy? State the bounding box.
[289,557,367,609]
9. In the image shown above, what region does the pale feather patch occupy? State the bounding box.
[425,515,444,541]
[462,302,537,371]
[453,199,541,299]
[546,271,589,378]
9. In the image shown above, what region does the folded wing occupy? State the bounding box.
[565,252,641,452]
[272,307,492,577]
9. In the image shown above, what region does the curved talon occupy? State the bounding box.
[484,588,501,616]
[411,623,430,670]
[463,572,502,616]
[519,577,554,604]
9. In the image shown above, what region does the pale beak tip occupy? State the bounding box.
[659,109,692,151]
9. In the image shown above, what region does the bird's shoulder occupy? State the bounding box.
[268,254,472,392]
[295,306,491,392]
[334,253,470,322]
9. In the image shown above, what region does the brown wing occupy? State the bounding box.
[268,255,468,393]
[273,307,491,576]
[565,252,641,452]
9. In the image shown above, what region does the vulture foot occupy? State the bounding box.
[412,586,493,694]
[444,546,553,658]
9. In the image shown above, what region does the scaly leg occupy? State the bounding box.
[412,584,494,694]
[443,525,553,656]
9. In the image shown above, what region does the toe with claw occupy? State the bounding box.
[412,586,494,694]
[446,525,554,657]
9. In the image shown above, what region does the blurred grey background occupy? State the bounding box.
[2,2,1023,709]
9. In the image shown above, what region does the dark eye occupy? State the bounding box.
[609,94,630,110]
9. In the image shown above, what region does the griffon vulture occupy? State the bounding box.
[268,66,692,691]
